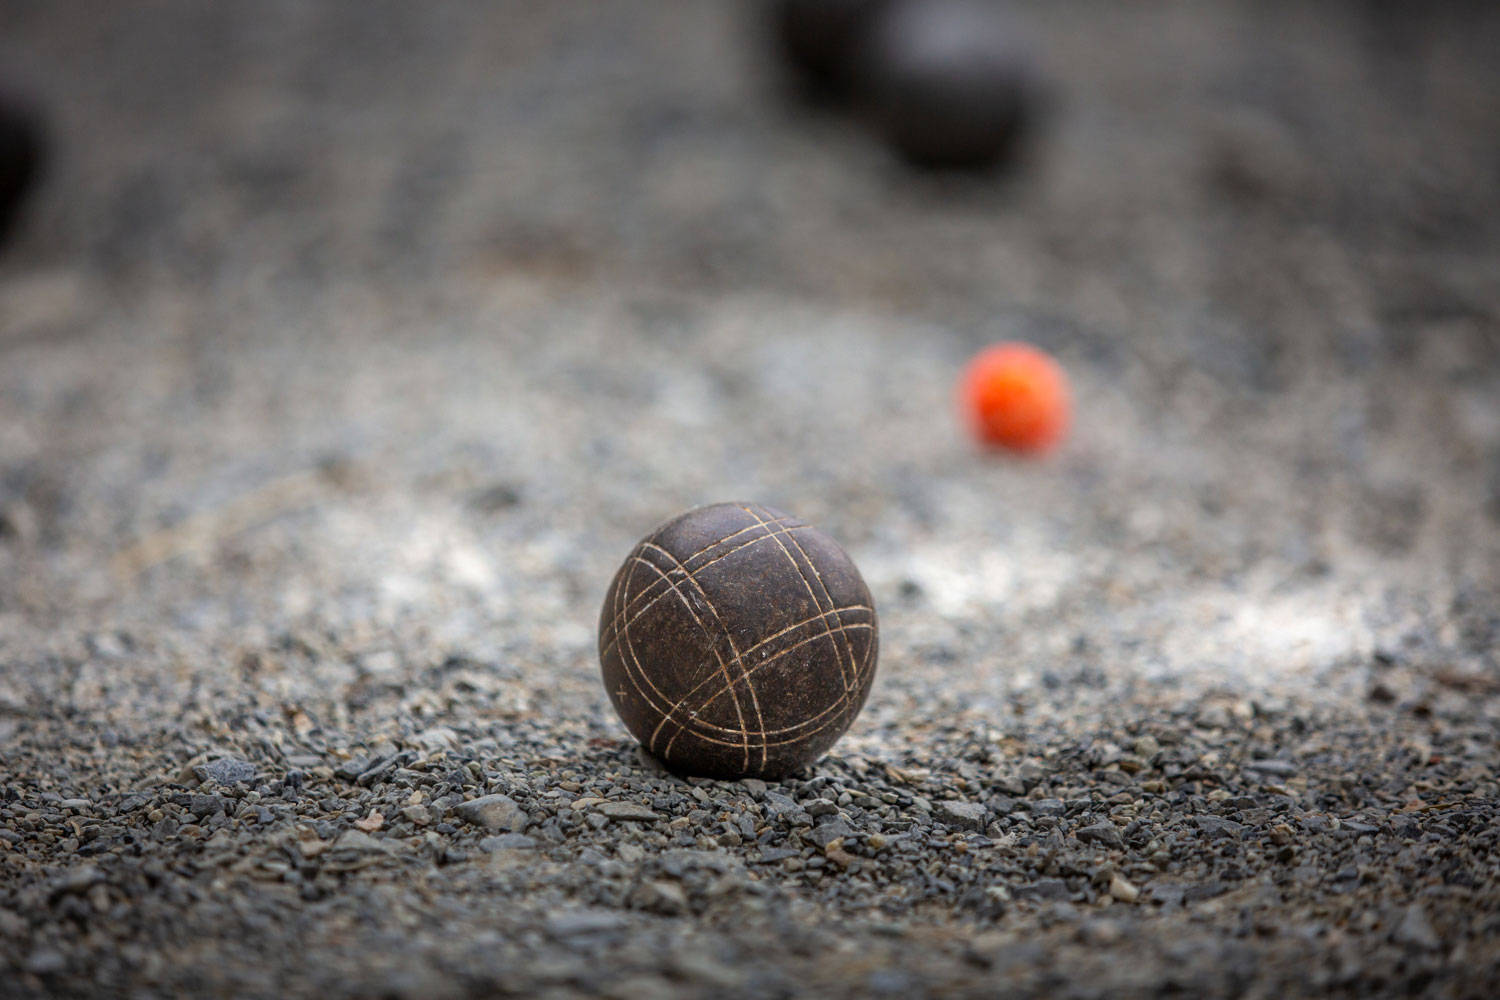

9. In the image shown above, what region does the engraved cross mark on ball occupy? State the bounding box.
[599,502,879,780]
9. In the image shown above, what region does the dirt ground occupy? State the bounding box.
[1,2,1498,997]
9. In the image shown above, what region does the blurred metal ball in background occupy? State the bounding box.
[856,0,1037,169]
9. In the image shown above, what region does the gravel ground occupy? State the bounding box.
[2,2,1499,997]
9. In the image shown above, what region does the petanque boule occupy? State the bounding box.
[856,0,1037,169]
[0,89,45,249]
[598,501,878,780]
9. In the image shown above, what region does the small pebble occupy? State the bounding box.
[1108,874,1140,903]
[934,800,986,831]
[596,801,661,822]
[452,795,528,832]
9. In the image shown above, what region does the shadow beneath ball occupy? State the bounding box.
[636,744,828,786]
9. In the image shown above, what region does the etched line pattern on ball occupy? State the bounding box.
[608,538,753,766]
[657,607,875,756]
[636,541,766,771]
[609,519,870,764]
[602,504,878,776]
[733,502,870,752]
[622,548,756,770]
[602,516,803,771]
[598,514,800,662]
[742,502,860,697]
[608,522,762,768]
[613,614,875,757]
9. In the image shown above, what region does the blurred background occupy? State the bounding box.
[2,0,1496,691]
[1,1,1498,996]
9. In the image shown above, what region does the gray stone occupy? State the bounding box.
[188,794,223,818]
[50,865,104,898]
[1076,821,1124,848]
[1147,885,1187,907]
[994,776,1027,796]
[334,758,372,781]
[670,951,746,990]
[1194,816,1244,840]
[596,801,660,822]
[1014,878,1070,901]
[635,879,689,915]
[935,800,987,831]
[1017,762,1047,787]
[479,833,537,852]
[545,909,629,938]
[988,796,1019,815]
[807,817,855,848]
[411,726,459,752]
[1244,759,1298,777]
[1393,904,1441,950]
[763,792,799,816]
[23,948,66,975]
[1183,882,1227,902]
[453,794,528,832]
[0,909,24,937]
[200,757,258,786]
[331,829,392,854]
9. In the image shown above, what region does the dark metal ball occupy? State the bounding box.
[772,0,892,99]
[856,0,1035,169]
[0,91,45,249]
[599,502,878,780]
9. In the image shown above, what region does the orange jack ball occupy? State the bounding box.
[959,342,1070,453]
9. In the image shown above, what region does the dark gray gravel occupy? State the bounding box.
[1,2,1498,998]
